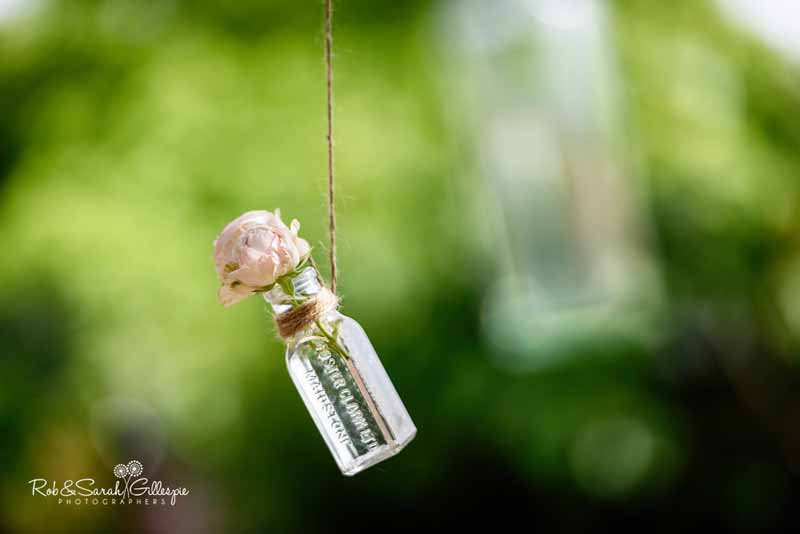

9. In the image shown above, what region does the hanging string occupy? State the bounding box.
[324,0,338,295]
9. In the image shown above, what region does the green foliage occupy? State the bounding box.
[1,0,799,531]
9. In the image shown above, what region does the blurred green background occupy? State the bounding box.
[2,0,800,532]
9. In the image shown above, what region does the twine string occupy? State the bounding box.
[274,286,340,340]
[324,0,338,295]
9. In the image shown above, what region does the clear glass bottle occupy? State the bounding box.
[263,265,416,476]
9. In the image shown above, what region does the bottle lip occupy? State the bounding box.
[262,264,323,313]
[291,265,322,296]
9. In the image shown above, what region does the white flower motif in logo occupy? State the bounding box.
[113,464,129,479]
[127,460,144,478]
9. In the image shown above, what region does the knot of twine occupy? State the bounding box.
[274,287,339,340]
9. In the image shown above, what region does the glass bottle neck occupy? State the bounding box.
[262,265,326,315]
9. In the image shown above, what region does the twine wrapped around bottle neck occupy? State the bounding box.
[274,286,339,340]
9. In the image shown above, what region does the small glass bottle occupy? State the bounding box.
[263,265,416,476]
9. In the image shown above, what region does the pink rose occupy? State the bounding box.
[214,210,311,306]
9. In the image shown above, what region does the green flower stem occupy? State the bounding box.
[314,318,349,359]
[278,266,349,359]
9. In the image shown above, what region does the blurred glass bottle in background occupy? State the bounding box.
[439,0,662,370]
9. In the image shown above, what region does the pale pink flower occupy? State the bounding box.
[214,210,311,307]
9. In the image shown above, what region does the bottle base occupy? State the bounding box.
[340,428,417,476]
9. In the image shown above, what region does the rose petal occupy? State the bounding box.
[294,235,311,260]
[233,247,279,287]
[217,283,253,307]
